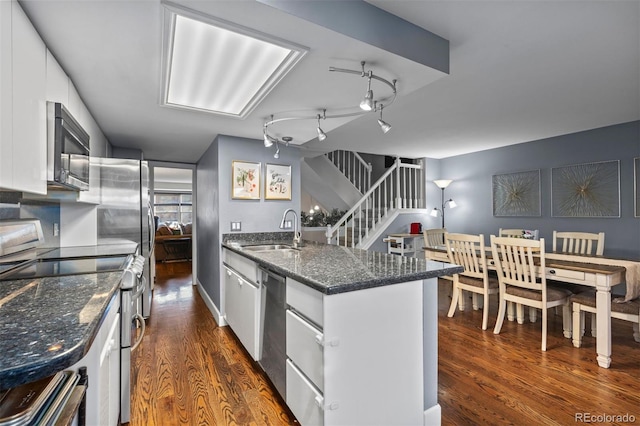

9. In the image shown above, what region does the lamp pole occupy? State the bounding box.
[440,187,446,229]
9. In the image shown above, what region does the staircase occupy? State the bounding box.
[325,157,425,249]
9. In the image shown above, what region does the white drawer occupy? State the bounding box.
[286,310,324,392]
[286,359,324,426]
[287,278,323,327]
[545,267,586,281]
[224,248,258,283]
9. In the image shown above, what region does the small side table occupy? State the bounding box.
[383,233,424,257]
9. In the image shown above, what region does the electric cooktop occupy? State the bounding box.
[0,255,130,281]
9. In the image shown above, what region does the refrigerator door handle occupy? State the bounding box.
[148,202,156,254]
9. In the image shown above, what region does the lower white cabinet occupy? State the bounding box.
[223,249,261,360]
[285,277,427,426]
[286,360,324,426]
[70,291,120,426]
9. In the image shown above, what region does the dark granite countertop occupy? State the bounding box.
[0,271,123,390]
[0,242,138,391]
[222,234,463,295]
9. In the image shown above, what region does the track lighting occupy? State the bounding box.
[317,112,327,141]
[274,142,280,159]
[377,104,391,133]
[359,76,374,111]
[263,61,398,155]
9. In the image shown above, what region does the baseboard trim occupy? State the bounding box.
[196,279,226,326]
[423,403,441,426]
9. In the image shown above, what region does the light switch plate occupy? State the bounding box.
[230,221,241,231]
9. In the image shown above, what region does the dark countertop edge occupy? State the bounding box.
[222,242,463,295]
[0,278,120,391]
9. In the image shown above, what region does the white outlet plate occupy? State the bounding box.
[231,221,241,231]
[283,220,292,229]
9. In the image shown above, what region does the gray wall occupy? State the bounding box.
[196,135,301,310]
[437,120,640,259]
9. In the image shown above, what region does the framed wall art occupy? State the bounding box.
[265,163,292,200]
[492,169,541,216]
[635,157,640,218]
[551,160,620,217]
[232,161,260,200]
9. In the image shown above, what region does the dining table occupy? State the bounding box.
[424,245,639,368]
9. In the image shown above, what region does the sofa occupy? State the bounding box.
[155,223,192,262]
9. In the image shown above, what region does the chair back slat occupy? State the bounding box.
[444,233,487,281]
[491,236,545,292]
[553,231,605,256]
[424,228,447,248]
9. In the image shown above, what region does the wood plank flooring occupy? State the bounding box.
[130,262,297,425]
[130,263,640,425]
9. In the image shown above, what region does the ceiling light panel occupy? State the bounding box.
[162,4,307,118]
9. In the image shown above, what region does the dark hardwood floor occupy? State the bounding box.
[131,263,640,426]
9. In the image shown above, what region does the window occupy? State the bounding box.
[154,193,192,225]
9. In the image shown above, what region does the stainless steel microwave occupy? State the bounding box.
[46,102,90,191]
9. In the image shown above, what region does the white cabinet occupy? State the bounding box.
[223,249,262,360]
[70,292,121,426]
[1,0,47,194]
[285,277,426,426]
[46,49,69,105]
[0,0,12,188]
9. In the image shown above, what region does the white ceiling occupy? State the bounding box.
[20,0,640,163]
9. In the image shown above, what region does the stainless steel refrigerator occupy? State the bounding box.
[96,157,155,318]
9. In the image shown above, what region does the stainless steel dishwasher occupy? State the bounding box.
[258,266,287,400]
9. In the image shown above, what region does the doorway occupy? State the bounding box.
[149,162,197,285]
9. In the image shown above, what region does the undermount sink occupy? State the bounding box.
[242,244,297,252]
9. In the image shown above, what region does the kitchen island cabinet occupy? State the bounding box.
[222,237,462,425]
[223,248,261,360]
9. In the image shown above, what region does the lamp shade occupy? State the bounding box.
[434,179,452,189]
[448,199,457,208]
[430,208,439,217]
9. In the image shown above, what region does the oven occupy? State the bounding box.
[119,254,146,424]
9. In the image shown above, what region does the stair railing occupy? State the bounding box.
[326,157,424,247]
[325,150,372,194]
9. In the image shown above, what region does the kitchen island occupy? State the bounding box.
[221,234,463,426]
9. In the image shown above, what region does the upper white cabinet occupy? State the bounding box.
[0,1,112,199]
[2,0,47,194]
[46,49,68,105]
[0,0,13,189]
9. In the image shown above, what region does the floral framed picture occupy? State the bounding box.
[232,161,260,200]
[265,164,292,200]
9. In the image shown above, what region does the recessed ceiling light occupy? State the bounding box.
[161,2,307,118]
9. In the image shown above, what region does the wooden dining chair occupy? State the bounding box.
[552,231,605,256]
[445,233,499,330]
[571,291,640,347]
[423,228,447,248]
[491,236,572,351]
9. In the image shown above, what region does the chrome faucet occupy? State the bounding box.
[280,208,301,248]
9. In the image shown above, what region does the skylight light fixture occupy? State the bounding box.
[161,3,307,118]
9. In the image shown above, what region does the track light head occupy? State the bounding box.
[377,118,391,133]
[274,143,280,159]
[317,114,327,141]
[359,77,374,111]
[264,132,273,147]
[377,104,391,133]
